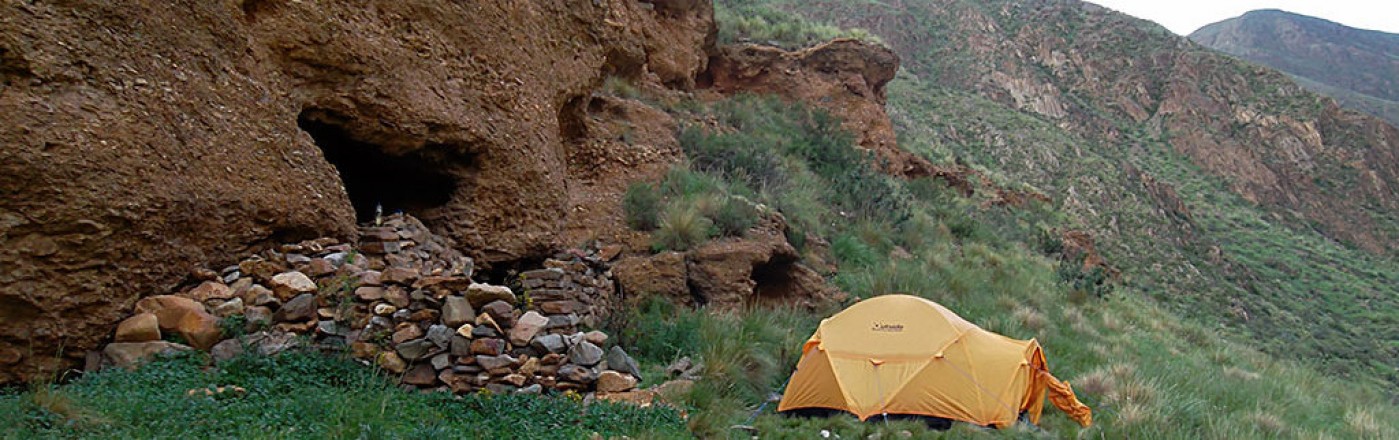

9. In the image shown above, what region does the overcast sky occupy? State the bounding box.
[1087,1,1399,36]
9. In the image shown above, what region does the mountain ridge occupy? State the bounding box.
[1190,9,1399,129]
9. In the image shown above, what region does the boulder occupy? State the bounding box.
[425,325,453,349]
[391,325,425,344]
[509,311,549,346]
[378,351,408,374]
[355,286,385,301]
[175,311,224,350]
[210,297,245,318]
[244,306,273,330]
[539,300,584,315]
[306,258,337,277]
[374,304,397,316]
[596,371,638,393]
[470,338,506,356]
[430,353,452,371]
[316,320,350,338]
[519,357,540,376]
[188,281,235,303]
[583,330,609,346]
[134,295,207,325]
[466,283,516,308]
[568,341,604,366]
[606,346,642,379]
[396,339,437,361]
[246,331,300,357]
[102,341,192,370]
[274,294,318,323]
[380,267,419,286]
[476,354,518,372]
[503,373,528,387]
[210,339,243,364]
[134,295,221,350]
[450,335,473,357]
[243,285,279,307]
[113,313,161,343]
[269,271,317,301]
[530,334,566,354]
[475,312,503,333]
[402,364,439,386]
[558,364,597,383]
[441,296,474,328]
[471,324,500,339]
[383,286,411,308]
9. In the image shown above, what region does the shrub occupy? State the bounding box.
[712,197,759,237]
[623,182,661,231]
[653,205,713,252]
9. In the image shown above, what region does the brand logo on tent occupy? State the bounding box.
[871,322,904,332]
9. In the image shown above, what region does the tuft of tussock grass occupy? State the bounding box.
[1012,305,1048,331]
[1222,366,1261,381]
[1345,407,1391,438]
[1247,409,1287,437]
[652,204,713,252]
[624,182,661,231]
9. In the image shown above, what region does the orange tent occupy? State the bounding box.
[777,294,1091,428]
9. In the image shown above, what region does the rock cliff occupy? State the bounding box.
[0,0,715,383]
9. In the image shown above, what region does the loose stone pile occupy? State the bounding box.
[94,214,642,396]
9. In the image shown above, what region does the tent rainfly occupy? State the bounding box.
[777,294,1092,428]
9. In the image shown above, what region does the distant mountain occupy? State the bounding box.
[1190,9,1399,128]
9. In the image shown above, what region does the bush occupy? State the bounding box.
[623,182,661,231]
[653,204,713,252]
[713,197,759,237]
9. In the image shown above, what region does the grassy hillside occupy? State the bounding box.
[719,0,1399,389]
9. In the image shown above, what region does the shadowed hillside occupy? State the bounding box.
[1191,9,1399,129]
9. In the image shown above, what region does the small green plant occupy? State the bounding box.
[712,197,758,237]
[623,182,661,231]
[1058,255,1111,299]
[218,314,249,339]
[652,204,713,252]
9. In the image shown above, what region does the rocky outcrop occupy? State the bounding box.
[0,0,716,383]
[613,212,839,310]
[705,39,955,180]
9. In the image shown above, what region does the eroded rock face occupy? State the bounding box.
[705,39,962,182]
[0,0,715,383]
[686,214,837,310]
[0,0,357,383]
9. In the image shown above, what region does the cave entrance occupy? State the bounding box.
[751,259,801,307]
[298,111,460,224]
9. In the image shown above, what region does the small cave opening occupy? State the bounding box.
[298,111,460,224]
[475,256,549,287]
[751,259,801,307]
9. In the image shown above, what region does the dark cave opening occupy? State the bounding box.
[751,259,800,307]
[297,111,460,224]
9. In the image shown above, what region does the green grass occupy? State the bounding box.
[0,351,686,439]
